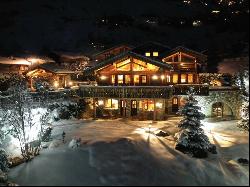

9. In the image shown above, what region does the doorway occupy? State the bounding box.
[131,100,138,116]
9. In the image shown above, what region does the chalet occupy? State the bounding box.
[79,42,222,120]
[26,63,75,91]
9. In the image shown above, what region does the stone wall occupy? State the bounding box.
[196,89,242,119]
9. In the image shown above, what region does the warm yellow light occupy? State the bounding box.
[145,52,151,57]
[68,81,73,86]
[54,81,59,88]
[152,75,158,80]
[98,100,104,106]
[153,52,159,57]
[100,75,107,80]
[156,102,163,108]
[161,75,165,80]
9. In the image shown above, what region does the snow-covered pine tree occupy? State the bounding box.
[175,87,215,158]
[238,97,249,131]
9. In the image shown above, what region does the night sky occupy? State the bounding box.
[0,0,249,71]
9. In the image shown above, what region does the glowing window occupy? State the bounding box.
[132,100,137,108]
[134,75,140,84]
[181,74,187,83]
[105,99,118,109]
[166,75,171,82]
[125,75,131,84]
[153,52,159,57]
[133,63,145,71]
[145,52,151,57]
[118,75,124,84]
[173,74,178,83]
[188,74,193,83]
[111,75,115,84]
[141,75,147,83]
[172,98,178,105]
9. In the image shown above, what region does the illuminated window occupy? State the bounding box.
[141,100,154,111]
[111,75,115,84]
[172,97,178,105]
[141,75,147,83]
[132,100,137,108]
[188,74,193,83]
[145,52,151,57]
[166,75,171,82]
[147,63,159,71]
[125,75,131,84]
[173,74,178,83]
[118,75,124,84]
[134,75,140,84]
[116,59,131,71]
[133,63,145,71]
[105,99,118,109]
[153,52,159,57]
[181,74,186,83]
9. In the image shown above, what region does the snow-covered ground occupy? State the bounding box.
[8,118,249,186]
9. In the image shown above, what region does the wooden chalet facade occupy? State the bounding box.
[80,42,209,120]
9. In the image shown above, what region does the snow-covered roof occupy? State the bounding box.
[38,63,75,74]
[0,57,31,65]
[84,51,173,74]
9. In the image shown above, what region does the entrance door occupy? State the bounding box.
[212,102,224,117]
[131,100,137,116]
[120,100,126,117]
[172,97,179,113]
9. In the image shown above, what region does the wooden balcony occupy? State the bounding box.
[173,84,209,96]
[79,84,209,99]
[79,86,173,99]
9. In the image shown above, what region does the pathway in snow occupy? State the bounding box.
[8,118,249,186]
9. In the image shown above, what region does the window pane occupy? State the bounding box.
[173,98,178,105]
[173,74,178,83]
[166,75,171,82]
[141,75,147,83]
[145,52,150,57]
[134,75,139,84]
[125,75,131,84]
[111,75,115,84]
[181,74,186,83]
[118,75,124,84]
[188,74,193,83]
[147,100,154,111]
[111,99,118,109]
[132,100,137,108]
[153,52,158,57]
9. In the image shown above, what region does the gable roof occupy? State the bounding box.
[162,46,207,61]
[84,51,173,74]
[131,41,171,60]
[90,44,133,58]
[38,63,75,74]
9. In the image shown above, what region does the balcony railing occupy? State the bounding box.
[173,84,209,96]
[79,84,209,98]
[79,86,173,99]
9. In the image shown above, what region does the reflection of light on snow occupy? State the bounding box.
[202,121,214,132]
[133,127,158,140]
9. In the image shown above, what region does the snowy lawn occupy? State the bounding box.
[8,117,249,186]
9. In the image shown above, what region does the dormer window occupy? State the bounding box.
[145,52,151,57]
[153,52,159,57]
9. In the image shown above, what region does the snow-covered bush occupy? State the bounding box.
[0,149,8,172]
[237,101,249,131]
[175,88,215,158]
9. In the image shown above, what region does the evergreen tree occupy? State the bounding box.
[175,88,215,158]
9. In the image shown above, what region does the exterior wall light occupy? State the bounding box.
[100,75,107,80]
[98,100,104,106]
[152,75,158,80]
[161,75,165,80]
